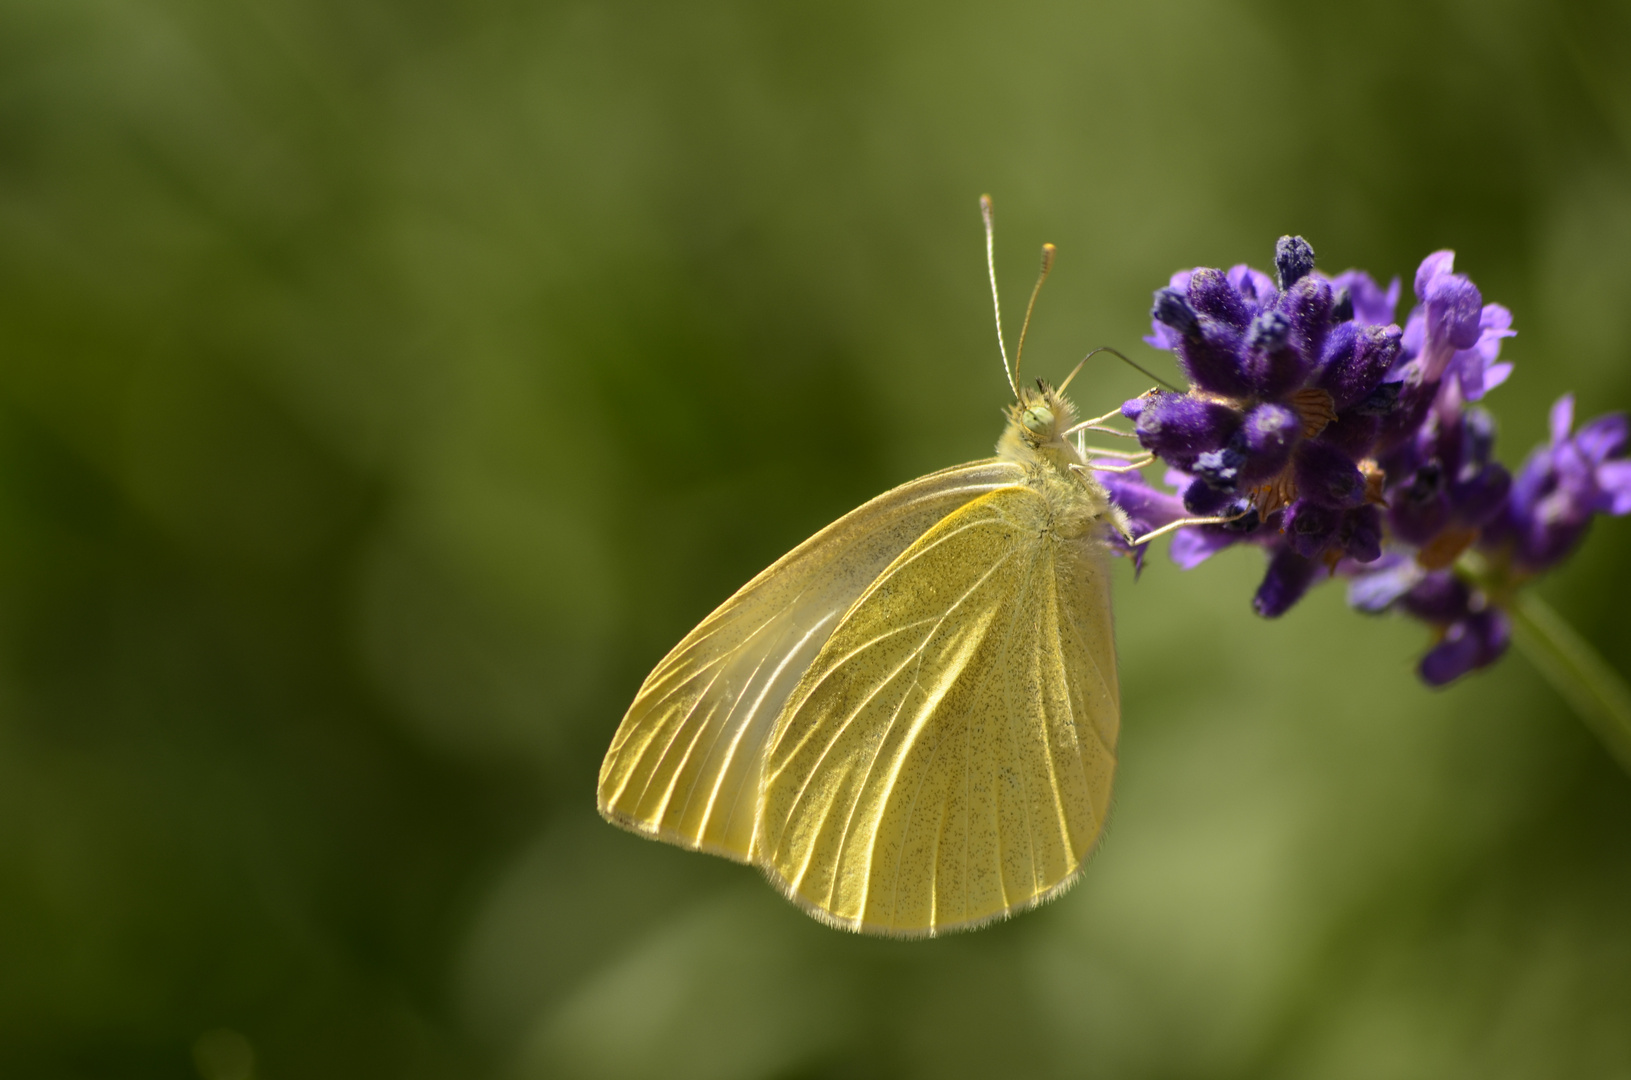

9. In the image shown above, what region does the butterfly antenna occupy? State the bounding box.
[1058,346,1184,395]
[981,194,1019,400]
[1013,242,1055,391]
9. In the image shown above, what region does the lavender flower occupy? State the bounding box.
[1129,236,1402,608]
[1106,237,1630,687]
[1485,395,1631,572]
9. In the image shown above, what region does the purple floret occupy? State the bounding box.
[1484,395,1631,571]
[1253,548,1318,617]
[1239,404,1301,481]
[1327,269,1400,327]
[1394,251,1513,400]
[1133,392,1240,465]
[1346,554,1421,612]
[1098,469,1188,576]
[1099,470,1185,538]
[1317,324,1403,410]
[1413,252,1485,382]
[1143,270,1195,350]
[1419,609,1510,686]
[1445,304,1515,401]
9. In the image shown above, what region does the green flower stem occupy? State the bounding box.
[1509,591,1631,776]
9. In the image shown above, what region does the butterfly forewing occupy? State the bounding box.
[754,484,1119,936]
[598,459,1027,861]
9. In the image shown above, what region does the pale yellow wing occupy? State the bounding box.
[754,485,1119,936]
[598,459,1027,861]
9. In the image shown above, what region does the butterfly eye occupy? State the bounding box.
[1022,405,1055,435]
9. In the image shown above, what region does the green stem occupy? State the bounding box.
[1509,591,1631,776]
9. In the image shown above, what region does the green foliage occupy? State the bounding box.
[0,0,1628,1076]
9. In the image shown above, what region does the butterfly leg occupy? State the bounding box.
[1086,455,1156,473]
[1128,509,1252,546]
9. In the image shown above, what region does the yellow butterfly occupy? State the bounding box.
[598,198,1190,937]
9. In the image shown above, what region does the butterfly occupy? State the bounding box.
[597,198,1195,937]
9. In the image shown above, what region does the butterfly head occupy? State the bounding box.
[1008,379,1078,449]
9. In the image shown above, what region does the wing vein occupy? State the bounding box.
[707,612,841,844]
[763,512,1017,799]
[674,646,778,835]
[615,664,727,812]
[774,539,1020,899]
[781,562,1007,895]
[1038,564,1080,861]
[1004,545,1044,899]
[775,540,1016,833]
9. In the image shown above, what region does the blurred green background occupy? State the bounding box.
[3,0,1630,1077]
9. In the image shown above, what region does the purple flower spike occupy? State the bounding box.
[1317,321,1357,382]
[1253,548,1318,618]
[1123,237,1625,691]
[1162,469,1264,567]
[1419,610,1510,686]
[1248,310,1291,350]
[1331,287,1355,323]
[1322,412,1383,461]
[1244,310,1300,398]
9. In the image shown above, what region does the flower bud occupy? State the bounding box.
[1187,268,1250,329]
[1151,287,1199,338]
[1274,235,1316,290]
[1134,393,1241,465]
[1252,548,1318,617]
[1294,441,1367,508]
[1418,610,1509,686]
[1239,403,1300,482]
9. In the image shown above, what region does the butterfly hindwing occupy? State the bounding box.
[754,483,1119,936]
[598,459,1027,861]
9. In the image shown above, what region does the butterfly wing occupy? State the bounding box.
[598,459,1027,861]
[754,484,1119,936]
